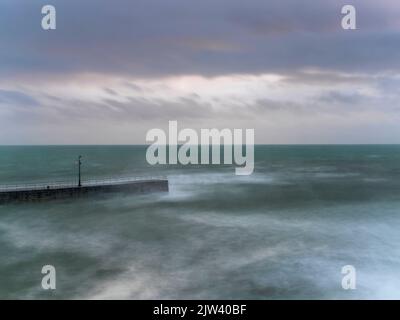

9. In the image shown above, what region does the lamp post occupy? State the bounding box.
[78,155,82,187]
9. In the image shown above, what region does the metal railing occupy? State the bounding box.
[0,175,167,192]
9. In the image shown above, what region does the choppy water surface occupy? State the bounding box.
[1,145,400,299]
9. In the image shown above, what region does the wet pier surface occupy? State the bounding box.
[0,177,169,203]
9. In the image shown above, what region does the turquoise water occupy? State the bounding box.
[1,145,400,299]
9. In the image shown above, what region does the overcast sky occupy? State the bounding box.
[1,0,400,144]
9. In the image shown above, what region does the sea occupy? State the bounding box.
[0,145,400,299]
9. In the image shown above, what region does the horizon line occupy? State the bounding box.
[1,143,400,147]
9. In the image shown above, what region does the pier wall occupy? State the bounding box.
[0,179,168,204]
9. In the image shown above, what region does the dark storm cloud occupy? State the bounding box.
[6,89,379,128]
[1,0,400,78]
